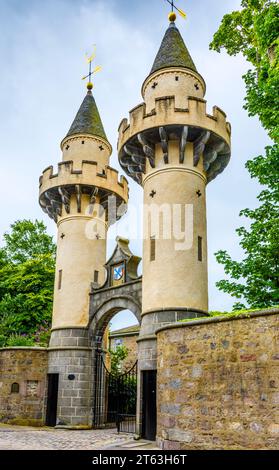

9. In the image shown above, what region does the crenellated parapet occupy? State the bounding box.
[39,160,128,222]
[118,95,231,184]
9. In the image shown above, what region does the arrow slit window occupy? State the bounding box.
[198,236,203,262]
[58,270,63,290]
[150,236,156,262]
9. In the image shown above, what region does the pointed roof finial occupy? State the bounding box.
[62,45,108,140]
[164,0,187,23]
[82,45,102,91]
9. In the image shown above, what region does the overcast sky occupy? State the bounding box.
[0,0,270,330]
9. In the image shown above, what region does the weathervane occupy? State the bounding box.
[82,45,102,91]
[164,0,186,22]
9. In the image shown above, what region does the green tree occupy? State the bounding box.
[1,219,56,264]
[0,220,55,346]
[108,344,136,414]
[210,1,279,309]
[109,345,129,375]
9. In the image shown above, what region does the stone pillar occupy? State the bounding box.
[52,206,107,329]
[48,328,92,428]
[142,141,209,316]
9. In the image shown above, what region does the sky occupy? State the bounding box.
[0,0,271,330]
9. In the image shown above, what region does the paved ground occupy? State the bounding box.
[107,439,158,450]
[0,424,157,450]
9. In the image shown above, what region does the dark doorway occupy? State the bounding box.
[142,370,157,440]
[45,373,59,427]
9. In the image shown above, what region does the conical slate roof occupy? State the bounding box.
[66,91,107,140]
[150,22,197,74]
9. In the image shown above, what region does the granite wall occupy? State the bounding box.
[156,309,279,450]
[48,328,92,428]
[0,348,48,426]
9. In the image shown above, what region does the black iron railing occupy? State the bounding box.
[117,414,137,434]
[93,349,137,432]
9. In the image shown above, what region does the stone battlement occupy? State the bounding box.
[118,95,231,152]
[39,160,128,200]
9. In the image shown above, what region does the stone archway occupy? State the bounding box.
[88,238,142,429]
[89,237,142,346]
[90,295,141,347]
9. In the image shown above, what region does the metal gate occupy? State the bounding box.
[93,349,137,433]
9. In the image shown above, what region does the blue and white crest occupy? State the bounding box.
[113,265,124,281]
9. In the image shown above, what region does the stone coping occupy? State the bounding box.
[141,307,208,318]
[47,347,92,352]
[0,347,47,351]
[136,334,157,343]
[155,308,279,335]
[51,326,89,332]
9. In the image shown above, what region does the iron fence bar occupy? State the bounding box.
[93,353,138,430]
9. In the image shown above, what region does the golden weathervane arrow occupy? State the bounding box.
[164,0,187,22]
[82,45,102,90]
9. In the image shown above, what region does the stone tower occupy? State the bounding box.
[39,84,128,427]
[118,20,231,434]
